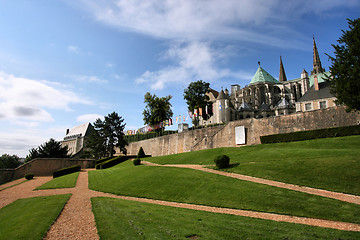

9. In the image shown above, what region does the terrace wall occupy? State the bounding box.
[0,158,95,185]
[126,106,360,157]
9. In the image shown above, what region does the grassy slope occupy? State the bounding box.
[0,194,71,240]
[146,135,360,195]
[35,172,79,190]
[88,161,360,224]
[92,197,360,240]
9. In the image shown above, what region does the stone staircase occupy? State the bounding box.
[190,124,227,151]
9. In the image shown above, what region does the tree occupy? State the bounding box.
[0,154,21,169]
[326,18,360,112]
[143,92,173,129]
[26,138,69,161]
[90,112,128,158]
[183,80,212,125]
[84,130,107,159]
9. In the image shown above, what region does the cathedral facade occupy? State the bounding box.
[200,38,335,126]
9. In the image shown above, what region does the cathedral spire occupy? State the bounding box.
[311,36,325,75]
[279,56,287,82]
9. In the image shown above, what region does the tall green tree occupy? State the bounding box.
[84,130,107,159]
[26,138,69,161]
[183,80,212,125]
[91,112,128,158]
[0,154,21,169]
[143,92,173,129]
[326,18,360,112]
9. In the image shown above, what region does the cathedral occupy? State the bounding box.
[200,38,336,126]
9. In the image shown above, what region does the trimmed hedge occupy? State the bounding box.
[260,125,360,144]
[25,173,34,180]
[95,155,136,170]
[133,158,141,166]
[95,156,113,165]
[214,155,230,169]
[53,165,81,178]
[137,147,146,158]
[124,130,177,144]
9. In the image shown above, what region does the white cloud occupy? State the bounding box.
[0,131,44,157]
[71,74,108,84]
[0,71,91,123]
[67,45,93,56]
[76,114,104,123]
[0,126,69,158]
[77,0,359,47]
[135,41,253,90]
[68,45,81,54]
[75,0,359,90]
[80,0,273,39]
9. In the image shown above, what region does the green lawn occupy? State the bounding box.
[145,135,360,195]
[88,161,360,224]
[92,197,360,240]
[35,172,79,190]
[0,194,71,240]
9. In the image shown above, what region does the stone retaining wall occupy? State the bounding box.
[0,158,95,185]
[126,106,360,156]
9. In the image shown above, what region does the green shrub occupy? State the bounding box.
[53,165,81,178]
[214,155,230,169]
[124,130,177,143]
[96,156,132,170]
[260,125,360,144]
[25,173,34,180]
[95,156,113,165]
[137,147,146,158]
[133,158,141,166]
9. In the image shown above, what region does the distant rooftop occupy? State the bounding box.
[298,82,334,102]
[63,122,93,141]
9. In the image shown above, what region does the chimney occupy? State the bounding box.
[314,75,319,91]
[66,129,70,135]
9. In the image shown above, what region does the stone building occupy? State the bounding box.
[296,81,336,112]
[200,37,334,125]
[60,122,95,156]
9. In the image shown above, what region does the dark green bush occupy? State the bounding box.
[214,155,230,169]
[53,165,81,178]
[25,173,34,180]
[124,130,177,143]
[133,158,141,166]
[137,147,146,158]
[95,156,113,165]
[95,155,136,169]
[260,125,360,144]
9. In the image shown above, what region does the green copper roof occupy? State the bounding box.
[249,66,279,85]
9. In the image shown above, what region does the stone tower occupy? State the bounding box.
[215,89,231,123]
[311,37,325,75]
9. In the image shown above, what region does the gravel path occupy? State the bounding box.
[43,170,98,240]
[1,164,360,239]
[0,178,26,191]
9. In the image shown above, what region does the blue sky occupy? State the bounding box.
[0,0,359,157]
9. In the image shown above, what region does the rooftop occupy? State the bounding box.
[63,122,93,140]
[249,66,279,85]
[298,82,334,102]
